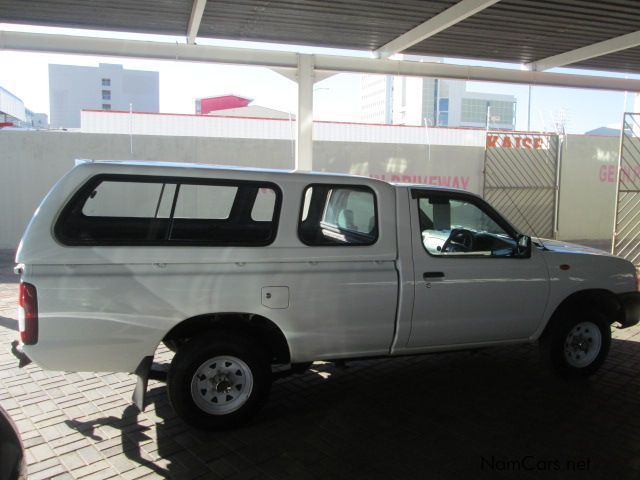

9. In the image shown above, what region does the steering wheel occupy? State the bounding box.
[441,228,476,253]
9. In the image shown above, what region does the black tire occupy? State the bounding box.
[167,331,272,430]
[540,308,611,379]
[0,405,27,480]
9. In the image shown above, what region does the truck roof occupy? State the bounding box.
[74,159,385,183]
[73,160,470,195]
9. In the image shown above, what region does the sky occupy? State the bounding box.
[1,24,639,134]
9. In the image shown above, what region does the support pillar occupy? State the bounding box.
[295,54,314,171]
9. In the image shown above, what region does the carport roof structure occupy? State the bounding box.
[2,0,640,171]
[2,0,640,73]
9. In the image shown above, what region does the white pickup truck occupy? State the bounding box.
[11,161,640,429]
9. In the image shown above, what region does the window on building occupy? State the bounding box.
[102,78,111,87]
[102,90,111,100]
[102,104,111,110]
[438,80,449,97]
[461,99,514,126]
[55,175,281,246]
[437,98,449,126]
[299,184,377,246]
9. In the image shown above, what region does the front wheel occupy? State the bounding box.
[541,309,611,379]
[167,332,272,430]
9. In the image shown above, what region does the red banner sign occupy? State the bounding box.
[486,135,545,149]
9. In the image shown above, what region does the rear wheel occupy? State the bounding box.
[541,309,611,379]
[167,332,271,430]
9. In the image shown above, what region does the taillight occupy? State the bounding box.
[18,282,38,345]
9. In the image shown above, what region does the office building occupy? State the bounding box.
[49,63,159,128]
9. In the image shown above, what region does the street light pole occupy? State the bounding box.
[527,84,532,131]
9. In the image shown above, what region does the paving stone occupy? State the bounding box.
[27,456,63,474]
[78,445,106,465]
[28,442,57,462]
[53,438,93,456]
[69,462,111,478]
[59,450,87,470]
[29,464,67,480]
[79,466,120,480]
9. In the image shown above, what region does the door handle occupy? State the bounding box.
[423,271,445,279]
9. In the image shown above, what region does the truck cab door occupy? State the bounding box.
[407,189,549,348]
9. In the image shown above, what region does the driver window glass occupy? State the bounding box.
[418,196,515,257]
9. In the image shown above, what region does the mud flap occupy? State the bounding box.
[132,356,153,412]
[618,292,640,328]
[10,340,31,368]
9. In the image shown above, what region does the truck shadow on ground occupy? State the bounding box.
[0,316,17,331]
[68,338,640,480]
[66,402,177,478]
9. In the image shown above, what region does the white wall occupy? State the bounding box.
[0,131,292,249]
[0,130,622,250]
[556,134,619,246]
[81,110,488,146]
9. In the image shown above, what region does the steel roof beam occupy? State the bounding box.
[186,0,208,45]
[374,0,501,59]
[527,30,640,71]
[2,30,640,92]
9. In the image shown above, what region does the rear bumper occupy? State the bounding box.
[10,340,32,368]
[617,292,640,328]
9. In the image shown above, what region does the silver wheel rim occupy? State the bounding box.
[190,356,253,415]
[564,321,602,368]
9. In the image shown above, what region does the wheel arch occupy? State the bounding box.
[540,289,622,339]
[162,312,291,364]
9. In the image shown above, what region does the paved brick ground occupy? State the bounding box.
[2,248,640,479]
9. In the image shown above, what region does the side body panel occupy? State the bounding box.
[24,261,397,371]
[405,189,550,348]
[531,247,637,339]
[18,162,400,372]
[407,247,550,347]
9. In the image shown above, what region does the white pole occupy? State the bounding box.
[129,103,133,156]
[288,111,295,167]
[423,117,431,164]
[527,85,532,131]
[295,54,314,171]
[486,104,492,132]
